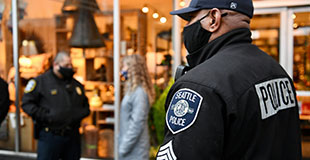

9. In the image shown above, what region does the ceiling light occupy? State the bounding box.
[22,40,28,46]
[160,17,167,23]
[142,6,149,13]
[153,12,159,19]
[19,56,32,68]
[293,23,298,29]
[179,0,186,7]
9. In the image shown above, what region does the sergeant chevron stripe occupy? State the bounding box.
[156,140,177,160]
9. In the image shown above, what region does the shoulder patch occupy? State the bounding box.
[76,86,82,95]
[166,88,203,134]
[24,79,36,93]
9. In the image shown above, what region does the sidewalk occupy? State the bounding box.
[0,150,112,160]
[0,155,34,160]
[0,150,36,160]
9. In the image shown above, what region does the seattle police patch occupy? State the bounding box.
[166,88,203,134]
[24,79,36,93]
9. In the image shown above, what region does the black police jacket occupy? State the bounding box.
[22,69,90,130]
[156,28,302,160]
[0,78,9,124]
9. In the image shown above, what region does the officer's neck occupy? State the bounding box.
[52,68,63,79]
[54,72,64,79]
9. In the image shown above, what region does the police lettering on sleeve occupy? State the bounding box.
[255,78,296,119]
[166,88,203,134]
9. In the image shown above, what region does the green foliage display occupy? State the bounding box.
[151,79,174,144]
[148,79,174,159]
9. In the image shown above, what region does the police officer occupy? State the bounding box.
[0,77,9,125]
[22,52,90,160]
[156,0,302,159]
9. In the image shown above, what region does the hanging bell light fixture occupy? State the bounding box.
[69,0,105,48]
[78,0,100,13]
[62,0,79,14]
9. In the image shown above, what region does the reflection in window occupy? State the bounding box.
[251,14,280,62]
[293,12,310,91]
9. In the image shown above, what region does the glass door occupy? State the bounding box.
[288,7,310,159]
[292,11,310,91]
[289,7,310,117]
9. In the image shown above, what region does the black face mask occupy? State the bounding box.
[183,12,228,54]
[183,13,212,53]
[59,66,75,80]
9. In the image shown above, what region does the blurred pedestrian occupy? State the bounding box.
[0,77,9,125]
[119,54,155,160]
[22,51,90,160]
[156,0,301,159]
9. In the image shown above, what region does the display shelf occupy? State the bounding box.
[97,120,114,125]
[92,105,115,130]
[91,106,114,112]
[55,28,70,33]
[85,55,114,60]
[300,115,310,120]
[85,81,114,86]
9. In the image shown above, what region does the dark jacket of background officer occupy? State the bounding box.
[156,0,302,160]
[22,52,90,160]
[0,77,10,125]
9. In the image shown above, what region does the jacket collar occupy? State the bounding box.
[49,68,72,84]
[186,28,252,68]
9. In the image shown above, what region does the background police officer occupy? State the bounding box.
[22,51,90,160]
[156,0,302,159]
[0,77,9,125]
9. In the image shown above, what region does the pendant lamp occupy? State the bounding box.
[69,0,105,48]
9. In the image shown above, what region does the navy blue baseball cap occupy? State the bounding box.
[170,0,254,21]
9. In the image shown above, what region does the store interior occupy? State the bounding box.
[0,0,309,159]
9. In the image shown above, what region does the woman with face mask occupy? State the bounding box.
[118,54,155,160]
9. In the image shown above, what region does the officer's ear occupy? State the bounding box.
[208,8,222,32]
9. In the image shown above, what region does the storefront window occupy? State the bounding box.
[0,0,116,158]
[4,0,308,159]
[293,12,310,91]
[251,14,280,62]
